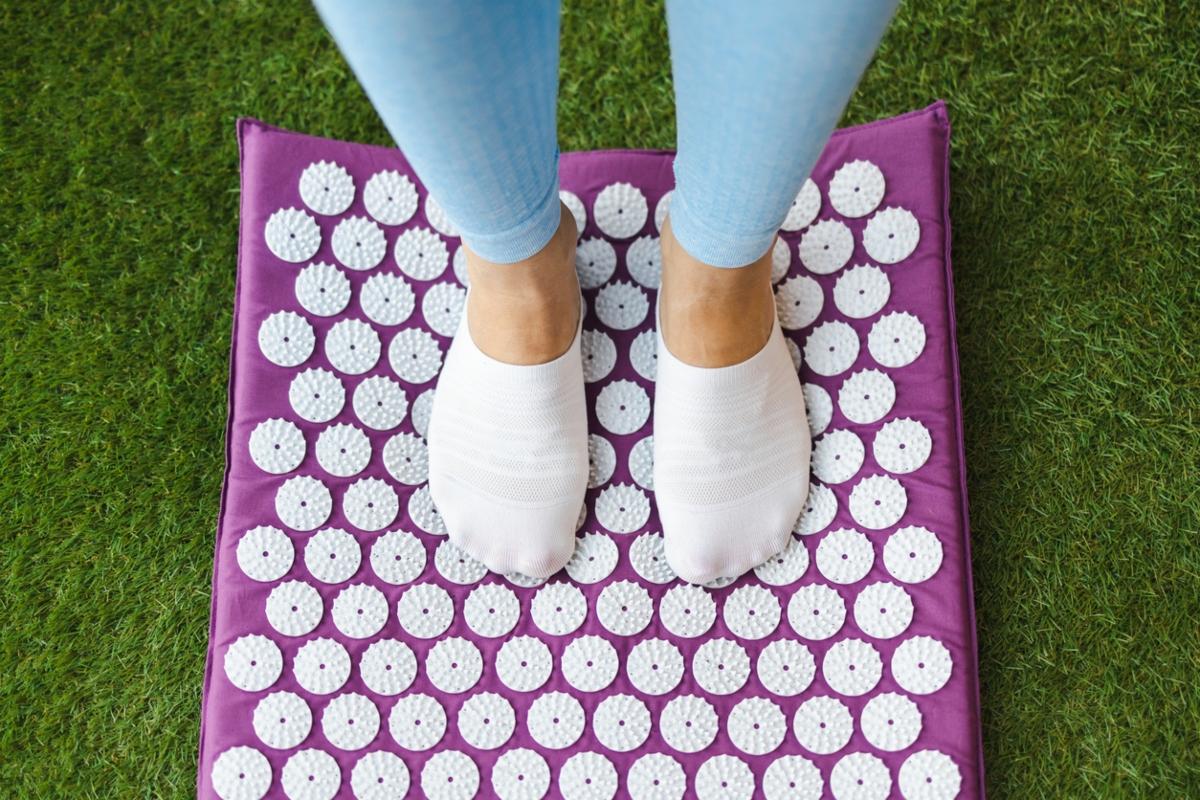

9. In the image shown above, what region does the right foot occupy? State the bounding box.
[427,204,588,578]
[653,219,811,584]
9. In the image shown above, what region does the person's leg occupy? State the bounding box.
[666,0,899,273]
[315,0,561,264]
[317,0,587,578]
[316,0,579,364]
[656,0,898,582]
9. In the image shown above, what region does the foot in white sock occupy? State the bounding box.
[654,320,811,583]
[427,303,588,578]
[654,223,811,583]
[427,205,588,578]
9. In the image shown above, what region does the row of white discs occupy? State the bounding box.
[241,516,942,589]
[255,274,926,379]
[266,157,913,263]
[231,546,955,668]
[226,625,949,708]
[253,685,929,755]
[229,652,944,752]
[238,513,940,599]
[238,533,944,638]
[257,276,925,383]
[249,407,932,536]
[255,322,928,470]
[252,434,932,544]
[213,744,960,800]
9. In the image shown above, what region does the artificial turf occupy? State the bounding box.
[1,1,1198,797]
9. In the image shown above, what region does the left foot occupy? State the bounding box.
[426,205,588,579]
[653,218,811,583]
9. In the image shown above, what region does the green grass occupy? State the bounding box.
[1,0,1198,796]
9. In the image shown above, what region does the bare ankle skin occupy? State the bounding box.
[659,217,776,367]
[462,203,581,365]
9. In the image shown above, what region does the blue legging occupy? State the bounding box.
[314,0,897,267]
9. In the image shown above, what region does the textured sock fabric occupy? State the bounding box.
[654,313,811,583]
[427,300,588,578]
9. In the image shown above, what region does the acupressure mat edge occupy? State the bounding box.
[199,102,984,800]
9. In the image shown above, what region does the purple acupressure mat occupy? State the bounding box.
[199,101,984,799]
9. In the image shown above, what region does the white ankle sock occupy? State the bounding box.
[653,313,811,584]
[427,299,588,578]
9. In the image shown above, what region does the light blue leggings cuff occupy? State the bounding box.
[455,164,562,265]
[667,187,779,269]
